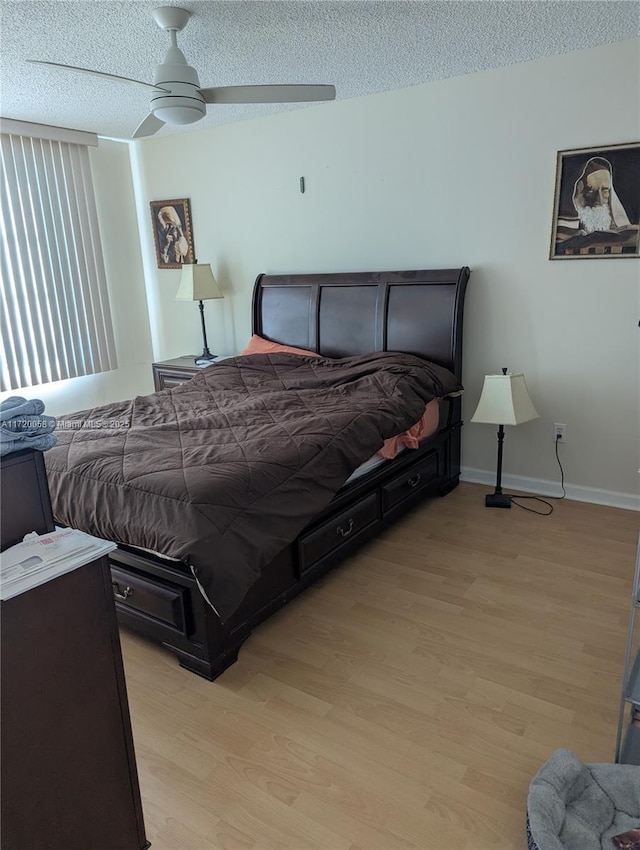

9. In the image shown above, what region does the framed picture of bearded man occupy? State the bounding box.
[549,141,640,259]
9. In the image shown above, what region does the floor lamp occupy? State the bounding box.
[471,368,539,508]
[175,263,224,365]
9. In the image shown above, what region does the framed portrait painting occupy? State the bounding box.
[149,198,195,269]
[549,141,640,259]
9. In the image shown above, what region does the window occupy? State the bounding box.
[1,121,117,391]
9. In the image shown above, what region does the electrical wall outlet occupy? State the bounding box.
[554,423,567,442]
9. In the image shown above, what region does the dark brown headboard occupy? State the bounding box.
[252,268,470,377]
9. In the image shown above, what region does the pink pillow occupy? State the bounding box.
[377,398,440,459]
[241,334,321,358]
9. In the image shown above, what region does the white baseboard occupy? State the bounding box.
[460,467,640,512]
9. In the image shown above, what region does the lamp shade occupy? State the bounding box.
[470,373,539,426]
[175,263,224,302]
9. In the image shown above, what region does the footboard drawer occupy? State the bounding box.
[299,493,379,574]
[382,452,440,512]
[110,565,187,634]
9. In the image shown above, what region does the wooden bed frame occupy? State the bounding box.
[108,267,470,680]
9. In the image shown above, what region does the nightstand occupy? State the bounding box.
[152,355,201,390]
[152,355,232,391]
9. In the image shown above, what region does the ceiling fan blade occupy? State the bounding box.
[201,85,336,105]
[132,113,166,139]
[27,60,165,91]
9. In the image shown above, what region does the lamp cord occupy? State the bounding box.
[510,435,566,516]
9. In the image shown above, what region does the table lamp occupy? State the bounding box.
[471,368,539,508]
[175,263,224,365]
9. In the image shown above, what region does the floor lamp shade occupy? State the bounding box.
[175,263,224,363]
[471,371,539,508]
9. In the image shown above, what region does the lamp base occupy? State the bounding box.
[485,492,512,509]
[194,351,217,366]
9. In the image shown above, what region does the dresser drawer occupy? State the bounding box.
[382,452,439,512]
[299,493,379,574]
[110,565,187,634]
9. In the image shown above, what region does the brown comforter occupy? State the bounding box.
[45,352,461,620]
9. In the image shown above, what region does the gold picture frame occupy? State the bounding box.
[149,198,196,269]
[549,141,640,259]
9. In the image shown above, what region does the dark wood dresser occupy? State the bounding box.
[0,450,149,850]
[0,447,54,549]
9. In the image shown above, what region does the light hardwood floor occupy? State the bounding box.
[120,482,639,850]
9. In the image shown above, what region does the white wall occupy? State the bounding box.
[1,139,155,417]
[89,140,154,404]
[132,39,640,503]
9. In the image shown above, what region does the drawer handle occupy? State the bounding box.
[112,580,134,602]
[407,473,422,488]
[336,518,354,537]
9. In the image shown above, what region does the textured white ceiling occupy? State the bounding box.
[1,1,638,140]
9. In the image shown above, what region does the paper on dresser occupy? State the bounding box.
[0,528,116,600]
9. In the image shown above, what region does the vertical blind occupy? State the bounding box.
[1,132,117,391]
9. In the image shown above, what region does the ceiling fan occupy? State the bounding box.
[28,6,336,139]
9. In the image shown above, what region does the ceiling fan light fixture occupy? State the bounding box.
[150,81,206,125]
[153,103,205,125]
